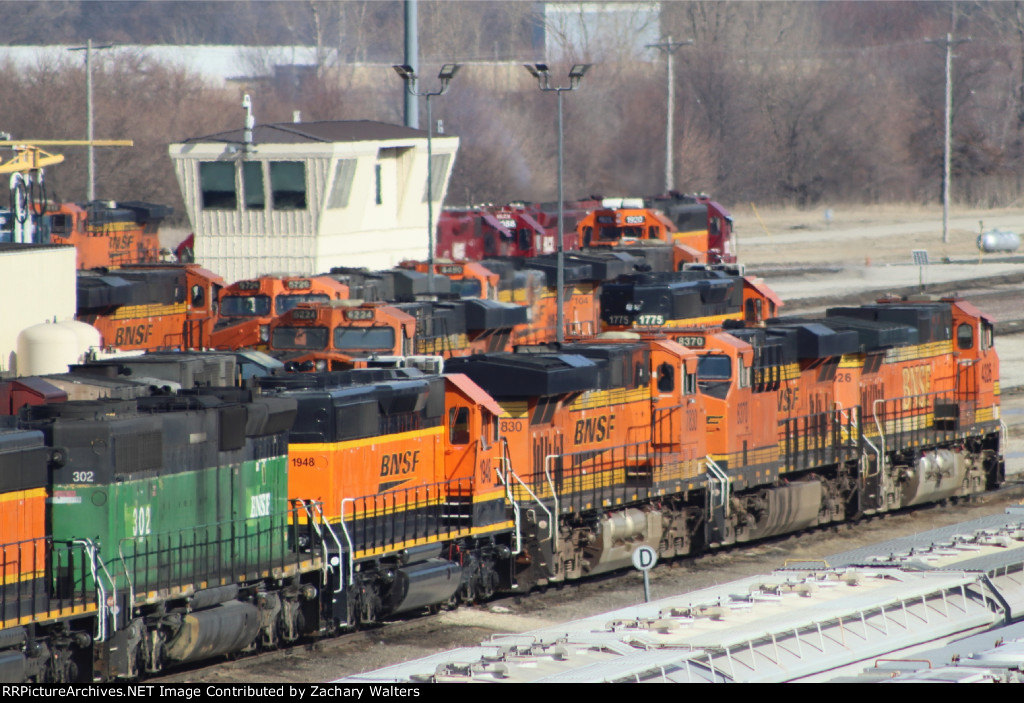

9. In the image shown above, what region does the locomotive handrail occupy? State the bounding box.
[293,499,343,589]
[497,437,523,556]
[835,402,855,443]
[543,454,561,547]
[872,398,887,466]
[498,465,553,548]
[705,456,729,515]
[72,538,115,641]
[338,498,357,589]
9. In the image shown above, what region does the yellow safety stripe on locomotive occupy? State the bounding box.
[839,355,863,368]
[859,412,936,436]
[136,557,324,605]
[289,425,443,454]
[497,401,529,418]
[342,492,447,522]
[657,312,742,328]
[497,290,530,304]
[510,466,630,502]
[568,387,648,410]
[884,340,953,363]
[708,445,780,469]
[2,602,98,630]
[0,487,46,503]
[415,334,469,354]
[109,302,187,320]
[994,381,1001,396]
[976,406,1001,423]
[0,569,46,587]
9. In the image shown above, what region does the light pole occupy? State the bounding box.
[393,63,461,288]
[646,36,692,193]
[927,33,969,244]
[524,63,591,343]
[69,39,114,202]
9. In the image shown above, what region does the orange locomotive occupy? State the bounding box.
[76,263,224,351]
[599,264,783,332]
[257,368,512,622]
[441,295,1001,584]
[268,298,527,372]
[42,201,170,270]
[210,274,350,351]
[0,427,97,682]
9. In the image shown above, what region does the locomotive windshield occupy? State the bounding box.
[697,355,732,380]
[449,278,482,298]
[271,326,328,350]
[276,294,331,314]
[222,294,271,317]
[334,326,396,351]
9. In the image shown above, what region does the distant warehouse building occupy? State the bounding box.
[168,120,458,283]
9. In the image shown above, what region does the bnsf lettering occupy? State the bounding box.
[901,365,932,410]
[109,233,135,251]
[113,324,154,347]
[380,450,420,476]
[777,387,800,413]
[249,492,271,518]
[573,415,615,445]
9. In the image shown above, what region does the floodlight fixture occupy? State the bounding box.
[521,63,594,343]
[392,64,416,81]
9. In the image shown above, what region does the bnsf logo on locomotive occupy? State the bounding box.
[573,414,616,444]
[902,365,932,410]
[114,323,154,347]
[249,492,272,518]
[109,233,135,251]
[380,449,420,476]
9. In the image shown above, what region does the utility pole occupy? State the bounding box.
[927,33,969,244]
[69,39,114,202]
[646,36,692,193]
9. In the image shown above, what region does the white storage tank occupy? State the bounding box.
[16,322,79,375]
[57,320,102,363]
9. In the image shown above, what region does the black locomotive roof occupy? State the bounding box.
[817,316,919,352]
[445,352,599,398]
[826,303,952,343]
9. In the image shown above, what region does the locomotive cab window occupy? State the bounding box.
[657,362,675,392]
[956,322,974,350]
[480,409,498,448]
[982,321,994,350]
[739,359,751,388]
[697,355,732,380]
[449,407,470,445]
[684,369,697,395]
[518,228,531,251]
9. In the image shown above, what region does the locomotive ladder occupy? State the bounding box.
[294,499,344,593]
[705,456,729,516]
[73,538,116,641]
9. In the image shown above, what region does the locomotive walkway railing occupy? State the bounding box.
[0,537,97,629]
[116,502,326,610]
[338,477,474,559]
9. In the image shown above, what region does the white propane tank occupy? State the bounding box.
[16,322,79,375]
[977,229,1020,253]
[56,320,103,363]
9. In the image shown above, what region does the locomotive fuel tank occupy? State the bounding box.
[385,558,463,616]
[583,508,664,577]
[164,601,262,664]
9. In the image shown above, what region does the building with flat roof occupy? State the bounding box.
[169,119,458,283]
